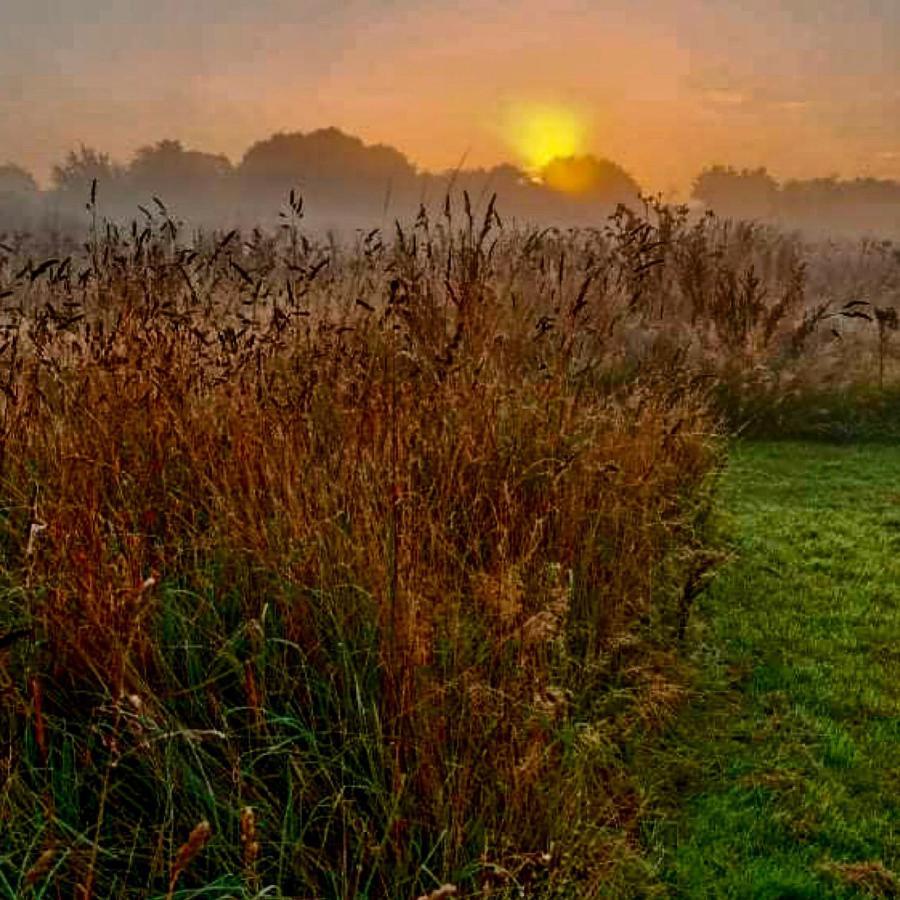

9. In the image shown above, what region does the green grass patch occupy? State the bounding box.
[641,441,900,897]
[735,384,900,444]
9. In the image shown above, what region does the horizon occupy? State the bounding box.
[5,125,900,202]
[2,0,898,196]
[3,125,899,243]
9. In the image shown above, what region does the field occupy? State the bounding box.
[0,194,897,897]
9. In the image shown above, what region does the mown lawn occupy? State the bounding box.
[641,441,900,898]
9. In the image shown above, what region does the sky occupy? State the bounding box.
[1,0,898,195]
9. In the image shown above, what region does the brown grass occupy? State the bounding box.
[0,192,891,894]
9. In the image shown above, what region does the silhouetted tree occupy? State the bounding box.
[780,176,900,235]
[238,128,418,219]
[52,146,125,197]
[129,140,231,189]
[0,163,40,231]
[0,164,38,196]
[127,139,233,217]
[540,155,641,205]
[692,165,779,220]
[423,158,642,227]
[425,163,534,212]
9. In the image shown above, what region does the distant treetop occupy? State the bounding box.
[239,128,417,186]
[539,155,641,203]
[0,163,38,195]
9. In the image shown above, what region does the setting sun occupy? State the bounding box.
[505,103,587,173]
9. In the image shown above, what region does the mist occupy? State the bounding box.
[2,127,897,246]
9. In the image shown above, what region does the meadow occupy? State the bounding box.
[0,190,897,897]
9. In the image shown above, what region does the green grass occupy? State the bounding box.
[641,441,900,898]
[736,385,900,444]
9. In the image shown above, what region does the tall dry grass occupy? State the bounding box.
[0,191,894,895]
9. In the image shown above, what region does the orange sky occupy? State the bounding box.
[1,0,898,195]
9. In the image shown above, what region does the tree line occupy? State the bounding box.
[692,165,900,237]
[0,128,641,234]
[0,129,897,236]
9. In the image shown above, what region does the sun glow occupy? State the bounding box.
[505,103,587,173]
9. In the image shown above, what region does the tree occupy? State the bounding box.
[0,163,40,230]
[51,146,125,198]
[240,128,414,184]
[0,164,38,196]
[234,128,421,225]
[540,155,641,204]
[780,176,900,235]
[691,165,780,220]
[128,140,232,193]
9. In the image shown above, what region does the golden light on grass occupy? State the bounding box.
[504,102,587,174]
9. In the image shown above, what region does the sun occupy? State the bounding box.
[505,103,587,173]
